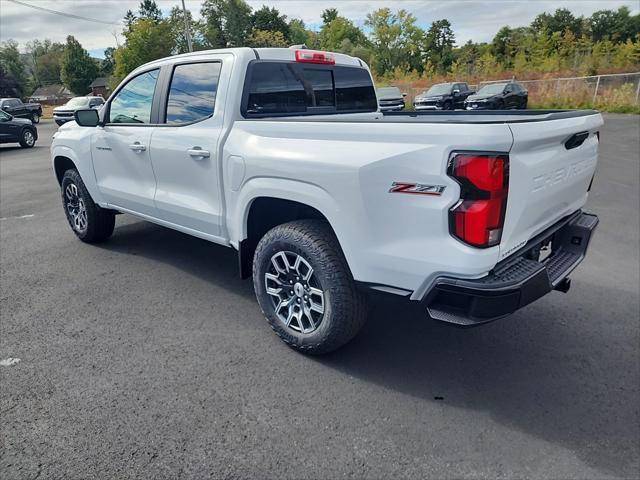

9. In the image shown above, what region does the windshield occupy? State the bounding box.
[377,87,401,98]
[425,84,452,96]
[65,97,89,108]
[477,84,506,95]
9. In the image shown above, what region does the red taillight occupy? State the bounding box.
[448,153,509,248]
[295,49,336,65]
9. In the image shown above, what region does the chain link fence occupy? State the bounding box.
[395,72,640,110]
[479,72,640,108]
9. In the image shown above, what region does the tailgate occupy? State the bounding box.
[500,113,603,260]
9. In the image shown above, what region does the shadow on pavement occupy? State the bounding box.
[99,219,638,478]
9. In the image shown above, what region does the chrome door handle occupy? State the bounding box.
[188,148,210,158]
[129,142,146,152]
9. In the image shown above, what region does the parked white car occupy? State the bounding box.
[51,48,602,353]
[54,96,104,126]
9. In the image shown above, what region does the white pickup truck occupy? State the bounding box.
[51,48,602,354]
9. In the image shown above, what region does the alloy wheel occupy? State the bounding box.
[265,251,325,334]
[23,131,35,146]
[65,182,87,233]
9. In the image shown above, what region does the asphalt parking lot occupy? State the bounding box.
[1,116,639,479]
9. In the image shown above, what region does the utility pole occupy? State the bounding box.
[181,0,193,53]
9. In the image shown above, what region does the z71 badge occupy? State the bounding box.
[389,182,446,196]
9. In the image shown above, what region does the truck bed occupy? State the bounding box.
[257,109,599,124]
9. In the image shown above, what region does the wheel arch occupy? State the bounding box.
[237,192,348,280]
[53,155,77,185]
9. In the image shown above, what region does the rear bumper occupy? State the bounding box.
[422,211,598,326]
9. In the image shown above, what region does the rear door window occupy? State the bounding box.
[166,62,222,124]
[245,62,307,115]
[244,62,376,117]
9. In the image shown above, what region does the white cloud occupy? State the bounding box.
[1,0,638,57]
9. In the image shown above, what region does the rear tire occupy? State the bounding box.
[61,169,115,243]
[19,128,35,148]
[253,219,367,355]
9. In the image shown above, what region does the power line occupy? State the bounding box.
[5,0,121,26]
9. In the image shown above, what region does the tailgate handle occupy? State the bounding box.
[564,131,589,150]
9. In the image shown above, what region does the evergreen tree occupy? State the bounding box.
[60,36,98,95]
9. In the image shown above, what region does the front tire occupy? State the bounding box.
[253,220,367,355]
[19,128,36,148]
[61,169,115,243]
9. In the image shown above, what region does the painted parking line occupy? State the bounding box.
[0,214,34,220]
[0,358,21,367]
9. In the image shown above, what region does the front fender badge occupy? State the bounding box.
[389,182,446,196]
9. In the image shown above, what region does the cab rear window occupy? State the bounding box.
[242,61,377,117]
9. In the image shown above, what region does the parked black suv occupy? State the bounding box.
[414,82,474,110]
[464,82,528,110]
[0,109,38,148]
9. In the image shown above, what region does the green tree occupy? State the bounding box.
[423,19,455,73]
[138,0,162,23]
[321,9,338,25]
[0,40,27,96]
[60,36,98,94]
[252,6,289,41]
[168,5,206,54]
[200,0,253,48]
[224,0,252,47]
[532,8,582,37]
[288,19,308,45]
[246,30,288,48]
[452,40,484,75]
[112,19,173,86]
[319,16,369,51]
[25,39,65,88]
[124,9,137,33]
[589,7,640,43]
[365,8,424,76]
[100,47,116,76]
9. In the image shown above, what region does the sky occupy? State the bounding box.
[1,0,638,58]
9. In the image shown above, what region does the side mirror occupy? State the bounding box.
[453,89,460,95]
[74,108,100,127]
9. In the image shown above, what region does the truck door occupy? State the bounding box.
[4,99,26,119]
[149,59,228,238]
[92,68,160,217]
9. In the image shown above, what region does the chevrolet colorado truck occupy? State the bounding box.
[51,48,602,354]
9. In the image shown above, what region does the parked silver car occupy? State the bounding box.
[376,87,406,112]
